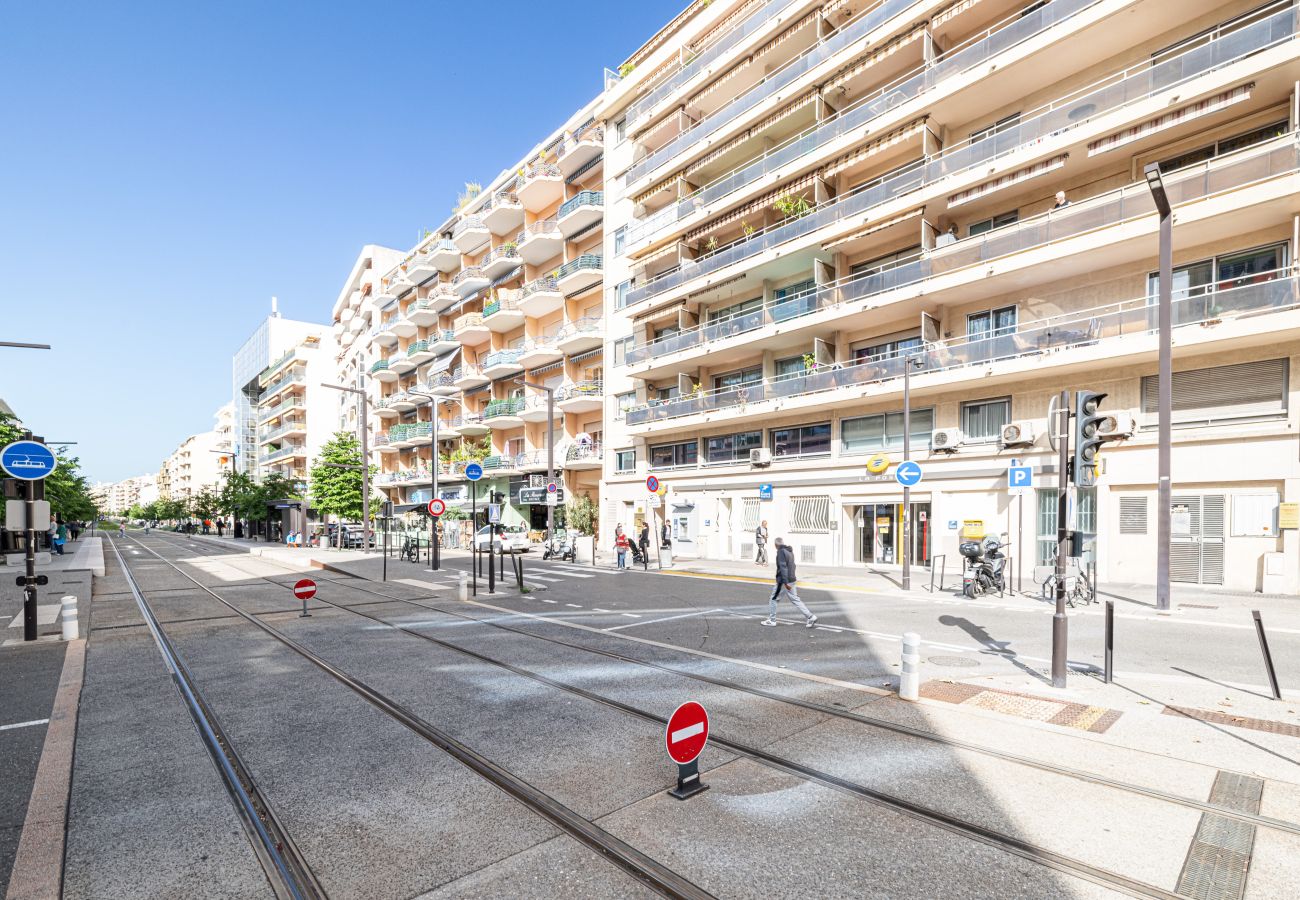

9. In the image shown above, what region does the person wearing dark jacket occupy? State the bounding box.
[638,523,650,557]
[762,537,817,627]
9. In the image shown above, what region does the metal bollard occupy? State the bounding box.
[61,596,78,641]
[1104,600,1114,684]
[900,632,921,701]
[457,571,468,602]
[1252,610,1283,701]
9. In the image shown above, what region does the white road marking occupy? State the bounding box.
[620,613,641,619]
[540,598,557,604]
[7,606,60,628]
[537,569,594,579]
[670,722,704,744]
[565,603,582,608]
[524,574,564,583]
[0,719,49,732]
[593,608,611,613]
[605,609,721,632]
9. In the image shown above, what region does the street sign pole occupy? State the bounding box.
[1053,390,1071,689]
[472,485,477,597]
[902,357,913,591]
[23,476,36,640]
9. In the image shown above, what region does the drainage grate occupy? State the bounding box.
[1163,705,1300,737]
[1175,772,1262,900]
[927,655,979,668]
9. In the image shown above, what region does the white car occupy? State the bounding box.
[473,524,531,553]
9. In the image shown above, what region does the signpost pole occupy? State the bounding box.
[902,357,914,591]
[472,486,477,597]
[1053,391,1071,689]
[23,477,37,641]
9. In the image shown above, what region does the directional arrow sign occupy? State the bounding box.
[894,460,923,487]
[1,441,57,481]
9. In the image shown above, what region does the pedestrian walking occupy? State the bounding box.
[49,520,65,556]
[69,521,81,542]
[660,520,671,548]
[234,519,244,539]
[761,537,817,628]
[614,526,630,570]
[754,519,769,566]
[216,518,225,538]
[638,522,650,563]
[118,520,126,539]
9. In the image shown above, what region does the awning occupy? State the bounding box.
[527,360,564,377]
[821,118,929,179]
[947,154,1069,208]
[429,348,461,374]
[823,26,925,95]
[632,299,687,326]
[685,169,820,243]
[1087,85,1254,157]
[633,173,685,207]
[823,207,924,250]
[570,346,603,364]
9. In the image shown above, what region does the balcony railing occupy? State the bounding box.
[484,397,527,418]
[481,454,517,471]
[429,372,457,391]
[453,266,487,287]
[522,275,559,298]
[259,420,305,443]
[558,191,604,219]
[259,397,303,420]
[406,340,429,357]
[454,313,485,331]
[625,0,804,128]
[453,216,486,237]
[482,349,524,370]
[482,191,520,212]
[429,328,456,344]
[565,443,604,464]
[262,371,306,397]
[557,316,602,341]
[626,0,1106,248]
[623,133,1300,365]
[481,244,522,269]
[483,297,520,318]
[259,445,305,464]
[521,217,560,240]
[524,161,562,181]
[555,254,603,279]
[626,8,1300,309]
[626,272,1300,427]
[556,380,603,402]
[624,0,919,186]
[452,365,485,382]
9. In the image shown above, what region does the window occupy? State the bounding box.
[614,392,636,420]
[855,334,922,362]
[615,117,626,142]
[850,246,923,276]
[1148,243,1287,300]
[612,335,633,366]
[1119,497,1148,535]
[774,355,807,378]
[1232,493,1279,537]
[650,440,697,469]
[770,422,832,457]
[1141,358,1287,425]
[615,449,636,473]
[970,113,1020,144]
[656,386,679,402]
[613,227,626,255]
[790,496,831,533]
[962,398,1011,442]
[705,431,762,464]
[967,306,1017,339]
[969,210,1018,236]
[713,366,761,392]
[1037,487,1097,564]
[707,297,762,322]
[842,409,934,453]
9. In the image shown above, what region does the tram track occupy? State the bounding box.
[135,532,1245,899]
[110,534,714,900]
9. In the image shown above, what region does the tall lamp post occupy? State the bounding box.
[523,382,557,542]
[408,389,446,570]
[901,354,923,591]
[320,379,371,553]
[1144,163,1173,612]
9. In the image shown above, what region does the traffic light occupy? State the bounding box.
[491,491,505,504]
[1072,390,1107,486]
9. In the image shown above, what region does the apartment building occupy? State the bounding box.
[331,245,404,450]
[94,474,159,515]
[358,100,607,531]
[158,405,232,501]
[597,0,1300,592]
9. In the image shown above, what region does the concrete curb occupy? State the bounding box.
[5,637,86,900]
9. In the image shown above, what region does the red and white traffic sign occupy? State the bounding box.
[546,481,558,494]
[293,579,317,601]
[428,498,446,517]
[646,475,660,494]
[665,701,709,764]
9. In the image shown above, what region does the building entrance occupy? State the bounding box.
[852,502,930,566]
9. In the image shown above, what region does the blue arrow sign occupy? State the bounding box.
[894,460,923,487]
[1009,465,1034,490]
[464,462,484,482]
[1,441,57,481]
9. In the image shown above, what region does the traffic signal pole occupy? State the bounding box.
[1052,392,1070,689]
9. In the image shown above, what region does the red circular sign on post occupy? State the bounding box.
[646,475,660,494]
[665,701,709,764]
[293,579,317,600]
[428,498,446,517]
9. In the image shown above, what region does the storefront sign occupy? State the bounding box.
[1280,503,1299,530]
[1171,503,1192,537]
[866,454,889,474]
[520,487,565,505]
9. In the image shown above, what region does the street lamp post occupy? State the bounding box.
[320,379,371,554]
[523,382,557,543]
[901,354,922,591]
[1144,163,1173,612]
[408,390,445,571]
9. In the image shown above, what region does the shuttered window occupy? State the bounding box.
[741,498,760,531]
[1119,497,1148,535]
[1140,358,1287,425]
[790,496,831,533]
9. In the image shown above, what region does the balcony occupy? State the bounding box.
[557,123,603,177]
[557,191,603,238]
[405,339,434,366]
[436,418,462,440]
[259,444,306,465]
[518,161,564,211]
[452,365,490,390]
[564,443,603,471]
[481,454,519,474]
[454,313,490,346]
[452,215,490,254]
[372,316,399,345]
[625,1,1300,309]
[458,414,490,437]
[484,397,527,429]
[258,397,303,424]
[483,296,525,333]
[427,329,458,354]
[518,217,563,265]
[517,332,563,369]
[430,239,461,273]
[407,299,439,327]
[389,391,417,412]
[405,251,437,287]
[429,282,460,312]
[555,316,602,355]
[556,380,603,414]
[514,450,549,473]
[429,372,459,396]
[374,397,400,419]
[258,418,306,445]
[373,283,397,307]
[453,265,489,297]
[481,349,524,378]
[262,370,306,399]
[370,358,398,382]
[512,394,549,424]
[481,243,522,280]
[518,276,564,317]
[374,434,397,454]
[482,191,524,236]
[625,273,1300,436]
[390,352,417,375]
[555,254,603,295]
[392,312,417,339]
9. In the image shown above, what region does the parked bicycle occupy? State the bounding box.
[400,537,420,564]
[1040,567,1093,607]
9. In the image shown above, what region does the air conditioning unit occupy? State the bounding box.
[932,428,963,451]
[1098,412,1136,439]
[750,448,772,467]
[1000,422,1036,447]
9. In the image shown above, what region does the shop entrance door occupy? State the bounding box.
[852,502,930,565]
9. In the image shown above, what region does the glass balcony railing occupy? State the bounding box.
[522,275,560,298]
[453,216,486,237]
[624,133,1300,364]
[484,397,527,419]
[482,349,524,370]
[259,445,305,464]
[406,340,429,358]
[624,0,919,186]
[625,0,807,128]
[483,297,520,318]
[626,7,1300,308]
[627,272,1300,428]
[558,191,604,219]
[556,379,603,402]
[258,397,303,421]
[625,0,1106,249]
[555,254,603,280]
[259,420,305,443]
[261,371,306,396]
[369,359,389,374]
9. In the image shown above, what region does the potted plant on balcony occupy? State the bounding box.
[773,192,813,220]
[501,241,518,255]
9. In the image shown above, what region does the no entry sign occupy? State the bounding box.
[293,579,317,601]
[665,701,709,764]
[428,498,446,517]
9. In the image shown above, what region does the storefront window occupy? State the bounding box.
[705,431,762,463]
[650,441,697,469]
[770,422,831,457]
[842,409,933,453]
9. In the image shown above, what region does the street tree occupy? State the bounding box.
[189,488,219,522]
[310,431,377,547]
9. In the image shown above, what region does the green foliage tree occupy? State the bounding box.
[189,487,219,522]
[0,411,100,526]
[567,492,597,536]
[309,432,376,525]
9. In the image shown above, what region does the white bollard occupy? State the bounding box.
[61,596,79,641]
[899,631,921,701]
[457,571,468,602]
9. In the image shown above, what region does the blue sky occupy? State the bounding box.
[0,0,680,483]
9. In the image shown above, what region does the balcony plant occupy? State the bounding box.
[773,192,812,220]
[741,220,755,238]
[618,62,635,78]
[501,241,518,255]
[455,182,482,212]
